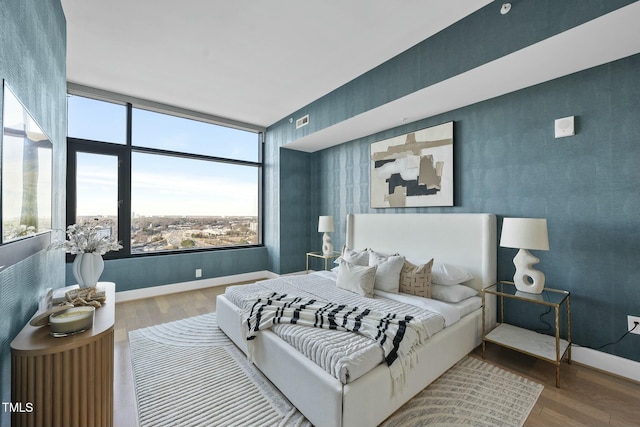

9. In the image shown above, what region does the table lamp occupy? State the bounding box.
[318,216,335,256]
[500,218,549,294]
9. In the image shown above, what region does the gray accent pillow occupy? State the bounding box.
[368,250,405,293]
[339,247,370,266]
[336,260,377,298]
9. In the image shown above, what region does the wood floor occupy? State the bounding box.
[114,285,640,427]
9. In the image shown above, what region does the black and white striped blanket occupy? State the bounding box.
[242,292,427,390]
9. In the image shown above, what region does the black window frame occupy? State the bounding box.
[66,96,264,260]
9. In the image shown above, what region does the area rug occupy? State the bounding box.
[381,356,543,427]
[128,313,310,427]
[129,313,543,427]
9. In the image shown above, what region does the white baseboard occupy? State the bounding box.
[115,270,278,303]
[571,344,640,383]
[279,270,308,276]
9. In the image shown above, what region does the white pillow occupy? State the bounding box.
[337,247,369,266]
[368,250,405,293]
[336,260,377,298]
[431,284,477,303]
[432,262,474,286]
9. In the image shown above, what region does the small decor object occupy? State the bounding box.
[371,121,453,208]
[49,219,122,287]
[49,306,95,337]
[29,304,74,327]
[65,286,107,308]
[500,218,549,294]
[72,252,104,288]
[318,215,335,255]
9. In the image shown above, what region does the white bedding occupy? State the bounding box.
[225,270,481,384]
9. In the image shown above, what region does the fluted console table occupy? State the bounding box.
[11,282,115,427]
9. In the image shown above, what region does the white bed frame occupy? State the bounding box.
[217,213,497,427]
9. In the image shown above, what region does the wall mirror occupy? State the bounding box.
[1,82,53,244]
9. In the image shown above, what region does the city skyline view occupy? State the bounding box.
[77,214,258,253]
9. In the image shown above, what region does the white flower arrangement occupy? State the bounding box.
[50,219,123,255]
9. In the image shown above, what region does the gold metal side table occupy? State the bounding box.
[305,251,340,273]
[482,281,571,387]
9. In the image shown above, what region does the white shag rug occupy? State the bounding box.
[129,313,543,427]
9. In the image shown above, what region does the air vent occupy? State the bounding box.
[295,115,309,129]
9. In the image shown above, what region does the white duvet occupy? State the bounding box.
[225,271,478,384]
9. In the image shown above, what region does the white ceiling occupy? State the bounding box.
[61,0,491,128]
[62,1,640,152]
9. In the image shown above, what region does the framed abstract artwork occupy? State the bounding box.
[370,121,453,208]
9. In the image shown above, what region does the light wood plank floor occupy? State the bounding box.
[114,285,640,427]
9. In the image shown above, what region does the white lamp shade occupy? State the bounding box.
[318,216,335,233]
[500,218,549,251]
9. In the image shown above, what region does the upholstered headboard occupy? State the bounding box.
[345,213,497,292]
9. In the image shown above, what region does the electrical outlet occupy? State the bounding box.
[195,269,202,278]
[628,315,640,335]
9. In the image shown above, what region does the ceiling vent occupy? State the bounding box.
[296,114,309,129]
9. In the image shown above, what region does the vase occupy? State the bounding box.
[72,253,105,288]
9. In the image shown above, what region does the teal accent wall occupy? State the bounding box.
[279,148,312,273]
[0,0,67,422]
[310,54,640,363]
[64,247,269,291]
[266,1,640,364]
[268,0,637,147]
[263,141,312,274]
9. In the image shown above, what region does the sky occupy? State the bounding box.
[68,95,259,217]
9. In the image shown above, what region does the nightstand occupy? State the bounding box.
[306,251,340,273]
[11,282,115,426]
[482,281,571,387]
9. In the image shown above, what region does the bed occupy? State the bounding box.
[217,213,497,427]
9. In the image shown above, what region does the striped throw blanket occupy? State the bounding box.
[242,292,427,390]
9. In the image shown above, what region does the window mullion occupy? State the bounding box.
[119,103,133,255]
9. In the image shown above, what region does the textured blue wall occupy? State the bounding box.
[64,246,269,291]
[268,0,636,146]
[0,0,67,422]
[266,1,640,364]
[279,148,312,273]
[309,54,640,363]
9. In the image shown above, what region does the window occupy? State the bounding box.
[68,95,127,144]
[67,94,262,258]
[130,152,259,253]
[132,108,259,162]
[75,152,119,240]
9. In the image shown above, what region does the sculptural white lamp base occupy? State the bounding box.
[318,215,335,256]
[512,248,545,294]
[322,232,334,256]
[500,217,550,295]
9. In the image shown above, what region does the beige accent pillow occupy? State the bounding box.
[336,260,377,298]
[399,259,433,298]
